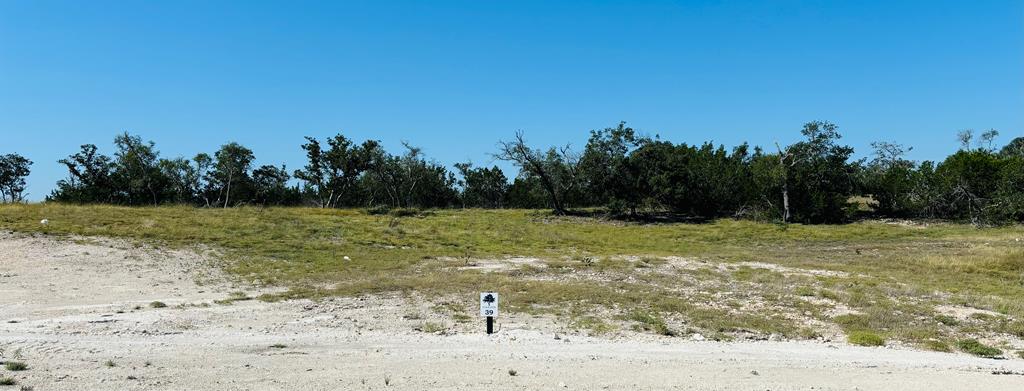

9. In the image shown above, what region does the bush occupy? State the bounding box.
[956,339,1002,358]
[149,301,167,308]
[934,315,959,326]
[923,340,951,352]
[3,361,27,371]
[847,330,885,346]
[0,377,15,386]
[627,311,674,336]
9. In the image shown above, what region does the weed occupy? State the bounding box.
[508,369,517,376]
[956,339,1002,358]
[794,286,816,297]
[0,378,15,386]
[847,330,885,347]
[104,360,116,368]
[571,315,617,336]
[923,340,952,352]
[214,291,252,305]
[149,301,167,309]
[418,322,445,334]
[269,344,287,349]
[627,311,674,336]
[935,315,959,326]
[817,289,841,301]
[3,362,27,371]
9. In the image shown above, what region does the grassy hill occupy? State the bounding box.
[2,204,1023,355]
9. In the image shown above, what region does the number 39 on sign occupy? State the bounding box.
[480,292,498,317]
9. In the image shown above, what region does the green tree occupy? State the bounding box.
[863,142,921,216]
[51,144,116,203]
[1000,137,1024,158]
[210,142,255,208]
[456,163,509,208]
[577,122,643,210]
[771,121,857,223]
[252,164,294,205]
[361,142,458,208]
[294,134,378,208]
[112,133,166,205]
[0,153,32,203]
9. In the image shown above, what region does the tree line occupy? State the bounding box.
[2,122,1022,224]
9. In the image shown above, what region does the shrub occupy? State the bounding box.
[0,377,15,385]
[794,286,816,297]
[627,311,674,336]
[934,315,959,326]
[956,339,1002,358]
[149,301,167,308]
[418,322,445,334]
[923,340,951,352]
[847,330,885,346]
[4,361,27,371]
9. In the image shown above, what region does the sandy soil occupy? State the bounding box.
[2,232,1024,390]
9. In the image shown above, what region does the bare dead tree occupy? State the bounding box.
[774,141,802,223]
[495,131,568,215]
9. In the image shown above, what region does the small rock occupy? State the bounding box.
[750,370,759,376]
[690,333,705,341]
[40,219,49,225]
[558,382,567,388]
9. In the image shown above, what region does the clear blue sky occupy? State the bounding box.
[2,0,1022,200]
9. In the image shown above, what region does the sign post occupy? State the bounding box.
[480,292,498,334]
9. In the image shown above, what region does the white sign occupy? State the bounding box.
[480,292,498,317]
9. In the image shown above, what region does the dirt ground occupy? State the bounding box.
[2,232,1023,390]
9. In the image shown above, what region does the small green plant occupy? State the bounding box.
[19,385,33,391]
[1016,350,1024,359]
[3,361,27,371]
[104,360,117,368]
[999,320,1024,338]
[571,315,617,336]
[0,377,16,386]
[269,343,287,349]
[627,311,674,336]
[418,322,445,334]
[794,286,816,297]
[508,369,517,376]
[817,289,841,301]
[149,301,167,308]
[384,375,391,386]
[923,340,951,352]
[847,330,885,347]
[389,208,421,218]
[956,339,1002,358]
[935,315,959,326]
[214,291,253,305]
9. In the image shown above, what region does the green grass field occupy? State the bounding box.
[2,204,1023,353]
